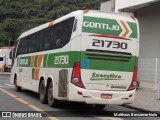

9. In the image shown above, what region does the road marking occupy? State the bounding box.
[97,117,123,120]
[0,72,11,75]
[4,83,14,87]
[0,87,58,120]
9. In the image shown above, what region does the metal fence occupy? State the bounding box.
[137,58,160,99]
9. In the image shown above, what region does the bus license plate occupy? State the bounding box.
[101,94,112,99]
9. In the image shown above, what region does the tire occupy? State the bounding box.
[39,80,47,104]
[136,81,140,90]
[15,76,21,92]
[94,105,106,110]
[4,68,7,72]
[47,82,59,107]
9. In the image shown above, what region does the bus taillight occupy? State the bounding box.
[127,66,138,91]
[71,62,85,89]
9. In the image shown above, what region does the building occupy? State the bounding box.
[100,0,160,86]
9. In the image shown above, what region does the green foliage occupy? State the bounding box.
[0,0,107,46]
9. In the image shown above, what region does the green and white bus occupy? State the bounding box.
[10,10,139,109]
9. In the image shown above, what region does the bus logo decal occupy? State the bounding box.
[31,54,43,80]
[81,58,90,69]
[90,73,122,80]
[82,16,137,39]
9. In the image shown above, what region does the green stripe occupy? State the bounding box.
[128,22,138,38]
[135,57,138,66]
[81,52,136,72]
[17,51,138,72]
[46,51,80,68]
[43,54,48,67]
[32,68,35,79]
[34,55,38,67]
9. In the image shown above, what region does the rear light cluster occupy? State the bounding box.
[71,62,85,88]
[127,66,138,91]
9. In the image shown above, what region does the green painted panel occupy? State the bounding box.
[128,22,138,38]
[19,56,31,67]
[82,16,122,36]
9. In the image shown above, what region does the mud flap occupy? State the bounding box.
[58,69,68,97]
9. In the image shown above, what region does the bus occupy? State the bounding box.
[10,10,139,109]
[0,47,13,72]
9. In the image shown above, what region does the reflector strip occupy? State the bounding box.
[89,34,130,40]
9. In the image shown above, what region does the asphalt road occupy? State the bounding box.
[0,74,159,120]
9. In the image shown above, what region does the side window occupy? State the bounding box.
[21,38,27,54]
[16,39,23,57]
[36,31,43,52]
[16,17,75,54]
[14,40,19,58]
[55,17,75,48]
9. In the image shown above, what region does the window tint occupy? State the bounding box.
[0,57,3,61]
[16,17,75,57]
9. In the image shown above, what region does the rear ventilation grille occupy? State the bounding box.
[85,49,132,62]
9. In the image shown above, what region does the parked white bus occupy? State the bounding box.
[0,47,13,72]
[10,10,139,109]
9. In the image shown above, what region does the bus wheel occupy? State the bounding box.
[39,80,47,104]
[48,82,58,107]
[94,104,106,110]
[14,77,21,92]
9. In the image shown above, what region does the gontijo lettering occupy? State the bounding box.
[83,21,120,31]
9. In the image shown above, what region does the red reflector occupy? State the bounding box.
[131,16,136,20]
[77,91,83,95]
[129,94,133,97]
[83,10,89,13]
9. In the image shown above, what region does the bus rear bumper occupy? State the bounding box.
[69,84,136,105]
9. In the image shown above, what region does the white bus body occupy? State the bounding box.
[0,47,12,72]
[10,10,139,107]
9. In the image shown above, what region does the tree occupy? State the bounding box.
[0,0,107,46]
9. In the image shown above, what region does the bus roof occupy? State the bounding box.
[18,10,138,40]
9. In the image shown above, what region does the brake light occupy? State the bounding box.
[71,62,85,88]
[128,66,138,91]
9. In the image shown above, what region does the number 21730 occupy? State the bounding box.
[92,39,128,49]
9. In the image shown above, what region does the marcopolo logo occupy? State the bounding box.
[90,73,122,80]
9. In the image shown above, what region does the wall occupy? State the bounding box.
[136,2,160,58]
[115,0,157,12]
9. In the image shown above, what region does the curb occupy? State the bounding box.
[0,72,11,75]
[121,104,160,116]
